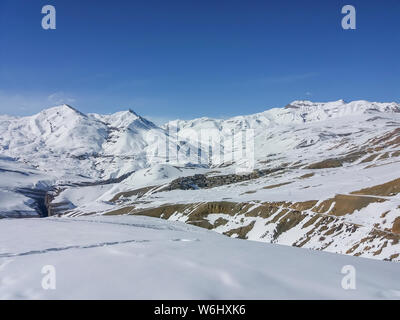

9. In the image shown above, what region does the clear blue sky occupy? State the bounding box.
[0,0,399,123]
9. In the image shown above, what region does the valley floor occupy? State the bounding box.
[0,215,399,299]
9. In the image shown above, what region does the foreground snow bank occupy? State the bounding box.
[0,216,399,299]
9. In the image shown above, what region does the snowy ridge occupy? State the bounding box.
[167,99,400,130]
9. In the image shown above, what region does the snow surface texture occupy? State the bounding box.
[1,100,400,262]
[0,215,399,299]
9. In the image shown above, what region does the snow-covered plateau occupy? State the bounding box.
[1,99,400,299]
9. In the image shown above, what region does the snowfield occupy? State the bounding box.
[0,215,399,300]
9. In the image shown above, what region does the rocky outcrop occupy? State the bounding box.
[351,178,400,197]
[45,187,74,216]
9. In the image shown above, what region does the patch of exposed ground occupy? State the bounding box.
[224,221,256,239]
[360,154,380,163]
[391,217,400,234]
[306,159,343,169]
[312,194,386,216]
[263,182,292,189]
[110,185,158,202]
[351,178,400,197]
[104,206,136,215]
[298,173,315,179]
[369,128,400,148]
[306,151,367,169]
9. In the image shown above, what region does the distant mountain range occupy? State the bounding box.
[1,99,400,261]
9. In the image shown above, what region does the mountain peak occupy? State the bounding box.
[127,108,140,117]
[286,99,346,108]
[39,104,86,118]
[89,108,157,131]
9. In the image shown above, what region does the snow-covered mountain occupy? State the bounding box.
[166,99,400,161]
[1,99,400,262]
[0,104,204,181]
